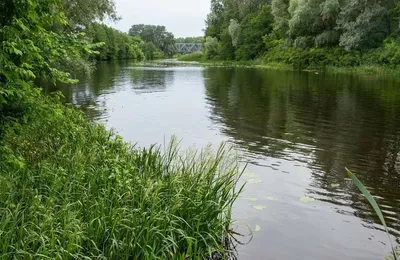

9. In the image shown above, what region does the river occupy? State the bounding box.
[47,60,400,259]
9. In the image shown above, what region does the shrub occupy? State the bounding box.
[176,52,205,62]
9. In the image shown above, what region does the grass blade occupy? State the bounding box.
[345,168,398,260]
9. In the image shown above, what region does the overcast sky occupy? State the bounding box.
[109,0,211,37]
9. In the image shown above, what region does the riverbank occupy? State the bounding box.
[0,93,243,258]
[175,53,400,75]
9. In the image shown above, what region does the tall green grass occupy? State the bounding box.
[0,96,243,259]
[346,168,398,260]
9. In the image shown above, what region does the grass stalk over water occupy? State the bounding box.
[0,97,243,259]
[346,168,398,260]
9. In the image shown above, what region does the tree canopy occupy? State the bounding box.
[175,37,205,43]
[203,0,400,64]
[0,0,146,123]
[87,23,144,61]
[129,24,175,57]
[64,0,119,28]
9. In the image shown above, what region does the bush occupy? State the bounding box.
[204,36,219,59]
[176,52,205,62]
[263,44,364,69]
[142,42,164,60]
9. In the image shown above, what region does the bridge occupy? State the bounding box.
[175,43,203,54]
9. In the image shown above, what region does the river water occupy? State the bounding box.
[47,61,400,259]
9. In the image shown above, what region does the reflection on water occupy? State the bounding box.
[46,61,400,260]
[204,68,400,224]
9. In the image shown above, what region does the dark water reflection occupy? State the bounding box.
[46,61,400,259]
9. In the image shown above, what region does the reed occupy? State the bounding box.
[0,98,243,259]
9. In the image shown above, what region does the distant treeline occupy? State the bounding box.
[85,23,172,61]
[203,0,400,69]
[86,23,206,61]
[87,23,145,61]
[175,37,205,43]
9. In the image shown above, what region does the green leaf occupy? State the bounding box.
[243,172,258,178]
[255,225,261,232]
[265,196,278,201]
[346,168,397,260]
[253,205,266,211]
[247,179,262,184]
[300,196,315,203]
[246,197,258,202]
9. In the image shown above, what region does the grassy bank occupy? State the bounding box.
[0,94,243,259]
[176,52,400,75]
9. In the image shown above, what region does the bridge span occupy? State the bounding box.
[175,43,203,54]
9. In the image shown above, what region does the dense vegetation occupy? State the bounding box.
[202,0,400,70]
[129,24,176,58]
[0,0,242,258]
[87,23,145,61]
[175,37,205,43]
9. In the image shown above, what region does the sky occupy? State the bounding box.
[109,0,211,37]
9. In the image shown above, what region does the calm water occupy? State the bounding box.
[47,61,400,259]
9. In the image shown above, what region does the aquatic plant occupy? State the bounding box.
[346,168,398,260]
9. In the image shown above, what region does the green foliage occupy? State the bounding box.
[86,23,145,61]
[0,96,243,259]
[176,52,205,62]
[205,0,225,39]
[263,40,400,70]
[129,24,175,57]
[0,0,96,125]
[390,2,400,37]
[346,169,398,260]
[204,0,400,68]
[204,1,274,60]
[204,36,220,59]
[337,1,390,50]
[142,42,164,60]
[235,4,274,60]
[228,19,241,47]
[64,0,119,27]
[271,0,290,34]
[175,37,205,43]
[218,29,236,60]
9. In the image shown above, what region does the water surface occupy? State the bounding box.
[47,61,400,259]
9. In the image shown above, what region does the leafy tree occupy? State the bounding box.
[236,4,274,60]
[128,24,175,56]
[390,3,400,28]
[337,0,391,50]
[271,0,291,34]
[204,0,273,60]
[204,36,219,59]
[142,42,164,60]
[288,0,321,43]
[0,0,99,122]
[205,0,225,39]
[64,0,119,28]
[228,19,241,47]
[204,0,399,62]
[175,37,205,43]
[86,23,144,61]
[218,29,236,60]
